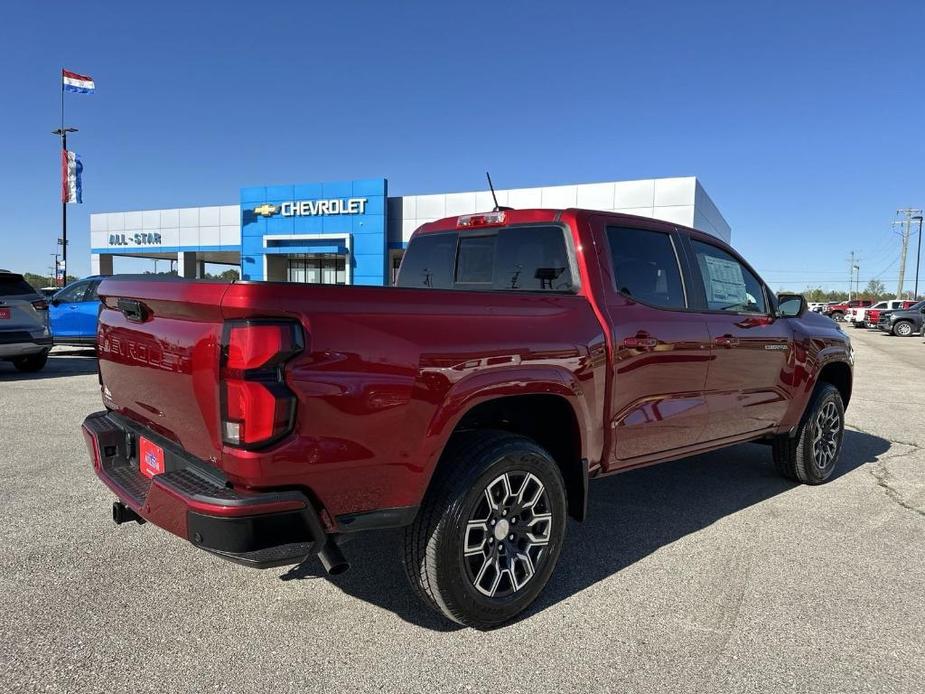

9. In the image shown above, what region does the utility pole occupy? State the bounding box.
[49,253,60,286]
[913,215,923,299]
[893,209,922,299]
[847,251,858,300]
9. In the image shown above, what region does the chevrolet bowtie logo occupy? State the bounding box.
[253,203,279,217]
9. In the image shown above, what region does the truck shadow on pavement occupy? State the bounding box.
[280,429,890,631]
[0,350,97,380]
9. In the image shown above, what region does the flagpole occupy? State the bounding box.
[61,71,66,283]
[53,70,75,283]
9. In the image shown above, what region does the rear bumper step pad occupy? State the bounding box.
[82,410,327,568]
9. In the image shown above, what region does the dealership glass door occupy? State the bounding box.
[286,254,347,285]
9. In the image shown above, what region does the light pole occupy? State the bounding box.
[49,253,60,286]
[51,126,78,281]
[913,215,923,299]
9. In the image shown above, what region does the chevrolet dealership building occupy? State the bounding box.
[89,177,731,284]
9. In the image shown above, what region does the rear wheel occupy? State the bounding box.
[829,311,844,322]
[403,431,567,629]
[12,351,48,373]
[893,320,913,337]
[773,383,845,484]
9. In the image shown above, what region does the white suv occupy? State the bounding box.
[0,271,52,372]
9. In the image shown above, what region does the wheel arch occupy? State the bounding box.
[817,360,852,407]
[420,375,592,522]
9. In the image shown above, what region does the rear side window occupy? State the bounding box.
[606,227,686,309]
[397,233,456,289]
[690,240,767,314]
[398,225,574,292]
[494,226,573,291]
[0,274,36,296]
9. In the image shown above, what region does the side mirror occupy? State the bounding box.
[777,293,807,318]
[50,298,60,306]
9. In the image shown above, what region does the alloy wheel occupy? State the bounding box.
[812,401,842,470]
[463,471,553,598]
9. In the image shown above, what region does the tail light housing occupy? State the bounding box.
[32,299,48,311]
[220,320,303,449]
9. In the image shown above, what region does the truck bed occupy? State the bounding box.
[96,277,608,518]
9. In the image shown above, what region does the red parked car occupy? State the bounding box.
[83,209,853,628]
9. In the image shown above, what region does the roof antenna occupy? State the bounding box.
[486,171,513,212]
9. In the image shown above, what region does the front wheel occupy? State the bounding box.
[773,383,845,484]
[892,321,914,337]
[403,431,567,629]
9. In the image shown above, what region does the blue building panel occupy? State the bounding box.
[321,180,353,198]
[239,178,388,286]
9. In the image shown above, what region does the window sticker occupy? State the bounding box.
[702,255,746,305]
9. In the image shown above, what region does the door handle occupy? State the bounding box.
[714,335,739,348]
[623,333,659,350]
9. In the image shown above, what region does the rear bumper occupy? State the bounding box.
[0,332,52,358]
[82,411,327,569]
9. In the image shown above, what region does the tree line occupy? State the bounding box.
[22,268,240,291]
[777,279,924,303]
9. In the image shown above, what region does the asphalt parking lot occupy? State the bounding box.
[1,330,923,694]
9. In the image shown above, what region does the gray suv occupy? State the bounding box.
[0,270,52,372]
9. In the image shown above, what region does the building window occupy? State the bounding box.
[286,254,346,285]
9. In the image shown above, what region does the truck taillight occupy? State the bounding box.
[220,320,303,448]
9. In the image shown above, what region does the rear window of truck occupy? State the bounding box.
[398,226,574,292]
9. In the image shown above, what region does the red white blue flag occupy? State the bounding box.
[61,150,82,204]
[62,69,95,94]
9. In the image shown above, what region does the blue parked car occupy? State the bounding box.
[49,276,108,346]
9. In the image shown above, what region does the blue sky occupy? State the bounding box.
[2,1,923,291]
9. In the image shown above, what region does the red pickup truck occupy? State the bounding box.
[825,298,872,322]
[83,208,853,628]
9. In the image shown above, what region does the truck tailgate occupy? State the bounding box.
[96,278,231,463]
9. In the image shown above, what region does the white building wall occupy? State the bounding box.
[389,177,731,245]
[89,205,241,253]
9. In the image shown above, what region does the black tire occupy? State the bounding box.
[772,383,845,484]
[12,351,48,373]
[892,320,914,337]
[403,430,567,629]
[830,311,844,321]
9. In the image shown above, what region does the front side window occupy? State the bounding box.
[55,281,89,304]
[606,227,686,309]
[691,240,767,313]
